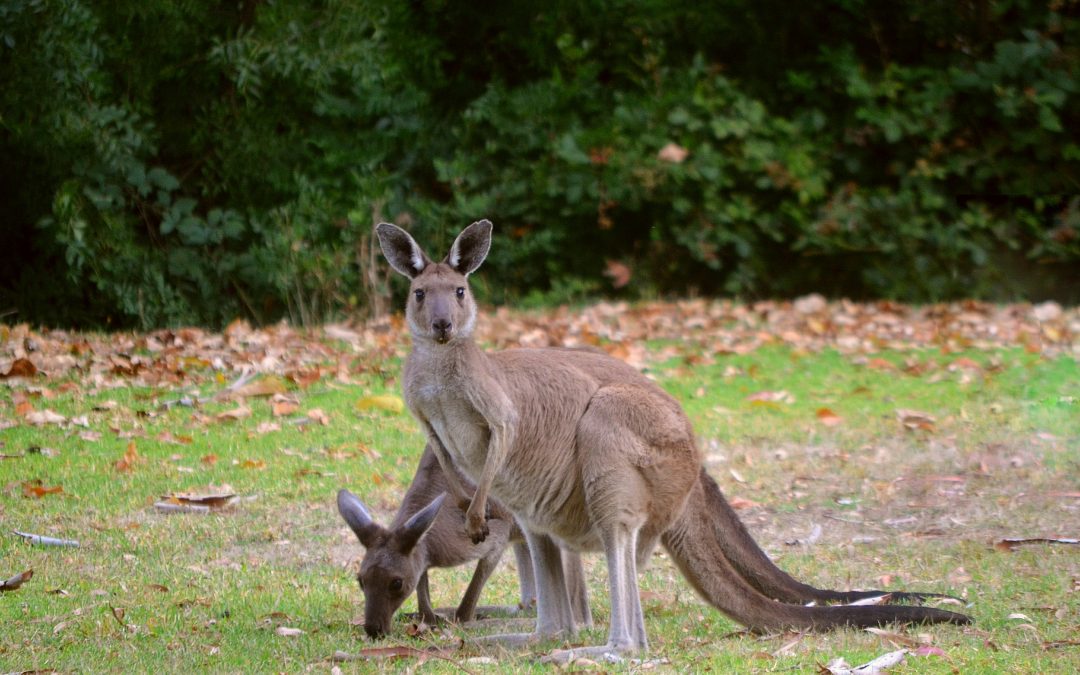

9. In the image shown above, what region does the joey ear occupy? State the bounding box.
[396,492,446,554]
[445,220,492,276]
[337,489,383,549]
[375,222,432,279]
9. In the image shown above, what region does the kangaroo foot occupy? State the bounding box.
[469,631,543,648]
[470,625,578,649]
[540,643,640,665]
[470,604,537,620]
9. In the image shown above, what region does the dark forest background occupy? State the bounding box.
[2,0,1077,329]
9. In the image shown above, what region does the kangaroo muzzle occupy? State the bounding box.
[432,318,453,343]
[363,613,390,639]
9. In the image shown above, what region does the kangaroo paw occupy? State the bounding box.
[465,512,490,543]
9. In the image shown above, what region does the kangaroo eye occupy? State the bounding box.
[455,287,465,299]
[389,578,403,593]
[414,289,425,302]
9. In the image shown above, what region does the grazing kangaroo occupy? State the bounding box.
[337,442,591,639]
[376,220,970,661]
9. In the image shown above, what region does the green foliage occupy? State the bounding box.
[2,0,1077,328]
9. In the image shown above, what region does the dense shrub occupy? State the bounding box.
[1,0,1077,328]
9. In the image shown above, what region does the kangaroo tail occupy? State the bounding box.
[661,477,971,632]
[695,469,961,605]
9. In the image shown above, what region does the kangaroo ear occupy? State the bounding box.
[375,222,432,279]
[337,489,383,549]
[445,220,492,276]
[396,492,446,554]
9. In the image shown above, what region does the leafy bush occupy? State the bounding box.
[1,1,1077,328]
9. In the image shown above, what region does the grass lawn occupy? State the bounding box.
[1,303,1078,673]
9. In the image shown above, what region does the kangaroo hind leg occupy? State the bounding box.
[470,531,576,649]
[544,390,695,663]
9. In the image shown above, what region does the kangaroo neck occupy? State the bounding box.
[406,332,492,388]
[408,333,487,378]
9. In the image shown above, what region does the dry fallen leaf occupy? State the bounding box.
[355,442,381,460]
[896,409,936,432]
[747,390,794,404]
[1,358,38,379]
[229,375,288,399]
[948,357,982,372]
[824,648,908,674]
[216,405,252,422]
[865,357,897,372]
[156,430,193,445]
[270,392,301,416]
[255,421,281,434]
[324,324,361,343]
[0,569,33,591]
[22,480,64,498]
[162,487,237,511]
[354,395,403,414]
[25,409,67,426]
[816,407,843,426]
[115,441,140,473]
[285,368,322,389]
[728,496,760,510]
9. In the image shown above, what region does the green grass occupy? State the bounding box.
[2,336,1078,673]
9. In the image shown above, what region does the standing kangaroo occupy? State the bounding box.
[376,220,970,661]
[337,442,591,639]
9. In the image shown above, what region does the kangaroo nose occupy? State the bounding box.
[433,319,452,334]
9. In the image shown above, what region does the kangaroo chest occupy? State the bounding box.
[408,378,491,479]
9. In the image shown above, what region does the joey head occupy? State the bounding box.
[337,489,445,639]
[336,444,580,641]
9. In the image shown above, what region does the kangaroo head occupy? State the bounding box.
[336,489,446,639]
[375,220,492,344]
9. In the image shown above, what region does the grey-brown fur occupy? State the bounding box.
[377,220,970,661]
[337,442,591,639]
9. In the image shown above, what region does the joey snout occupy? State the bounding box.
[363,616,390,640]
